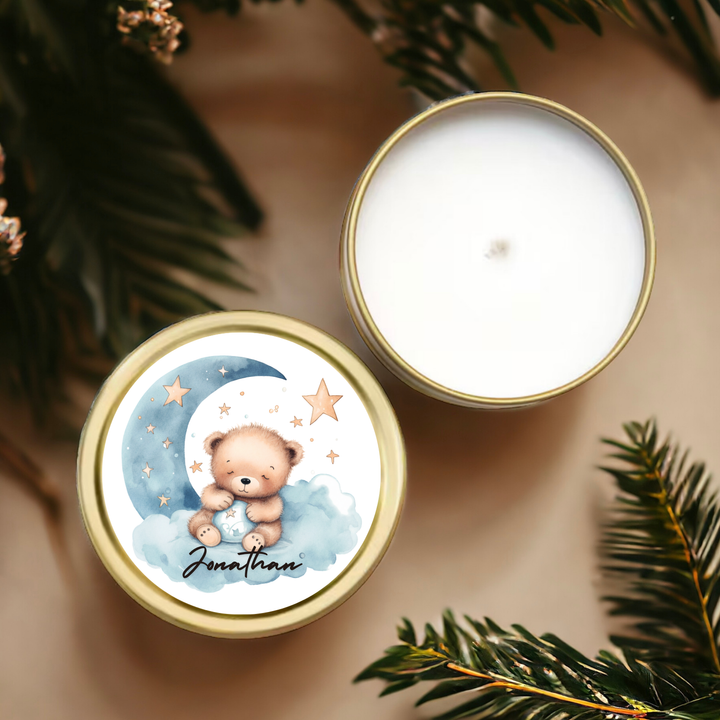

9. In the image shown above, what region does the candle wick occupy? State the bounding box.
[484,239,510,259]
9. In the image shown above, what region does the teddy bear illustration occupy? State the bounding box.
[187,424,303,551]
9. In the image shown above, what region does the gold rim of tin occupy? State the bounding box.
[341,92,656,408]
[77,311,406,638]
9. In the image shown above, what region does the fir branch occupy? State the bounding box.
[601,421,720,675]
[357,422,720,720]
[330,0,720,98]
[0,0,262,419]
[357,612,720,719]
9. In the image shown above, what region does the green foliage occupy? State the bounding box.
[0,0,261,418]
[602,422,720,674]
[356,421,720,720]
[330,0,720,98]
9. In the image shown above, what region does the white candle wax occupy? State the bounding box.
[347,96,652,403]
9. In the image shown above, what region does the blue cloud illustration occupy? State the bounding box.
[132,475,362,592]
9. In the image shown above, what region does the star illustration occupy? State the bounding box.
[219,366,228,377]
[327,450,339,464]
[225,508,236,518]
[303,379,343,425]
[189,460,203,473]
[145,423,156,434]
[290,416,303,428]
[142,462,153,478]
[162,437,173,449]
[163,376,191,407]
[219,403,230,415]
[158,495,170,507]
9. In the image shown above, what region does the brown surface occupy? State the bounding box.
[2,3,720,718]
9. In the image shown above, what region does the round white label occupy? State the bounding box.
[101,332,381,615]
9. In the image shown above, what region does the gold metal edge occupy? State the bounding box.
[77,311,406,638]
[341,92,656,408]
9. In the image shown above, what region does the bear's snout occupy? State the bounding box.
[230,474,260,495]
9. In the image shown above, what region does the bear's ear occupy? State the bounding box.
[286,440,304,467]
[203,431,226,455]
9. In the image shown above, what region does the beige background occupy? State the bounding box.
[2,3,720,718]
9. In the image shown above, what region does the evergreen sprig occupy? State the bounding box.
[0,0,261,419]
[356,421,720,720]
[602,422,720,675]
[330,0,720,99]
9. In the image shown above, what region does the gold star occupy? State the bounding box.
[290,416,303,428]
[189,460,203,473]
[225,508,236,518]
[219,403,230,415]
[145,423,156,434]
[219,366,228,377]
[327,450,339,464]
[142,462,153,478]
[158,495,170,507]
[163,376,191,407]
[303,379,343,425]
[162,437,172,449]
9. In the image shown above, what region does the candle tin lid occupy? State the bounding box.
[77,312,405,637]
[341,92,656,409]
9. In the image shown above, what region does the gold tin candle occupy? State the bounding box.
[341,93,655,408]
[77,312,405,637]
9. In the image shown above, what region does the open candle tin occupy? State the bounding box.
[77,312,405,637]
[341,92,656,408]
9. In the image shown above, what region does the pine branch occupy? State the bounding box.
[330,0,720,98]
[357,422,720,720]
[357,612,720,719]
[601,421,720,675]
[0,0,262,420]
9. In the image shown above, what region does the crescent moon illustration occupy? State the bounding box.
[122,355,285,519]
